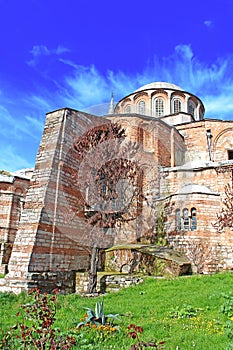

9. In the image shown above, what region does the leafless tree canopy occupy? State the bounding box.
[75,122,144,228]
[71,122,146,293]
[214,184,233,232]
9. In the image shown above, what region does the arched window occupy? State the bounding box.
[173,99,181,113]
[125,105,131,113]
[191,207,197,231]
[138,100,145,115]
[155,98,164,117]
[188,100,195,117]
[183,208,189,231]
[175,209,182,231]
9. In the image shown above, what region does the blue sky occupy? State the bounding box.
[1,0,233,171]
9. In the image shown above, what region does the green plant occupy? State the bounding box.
[225,320,233,350]
[127,324,165,349]
[156,204,167,244]
[0,288,76,350]
[221,294,233,350]
[169,304,203,319]
[77,298,120,328]
[1,273,232,349]
[75,299,121,348]
[0,170,11,177]
[221,293,233,318]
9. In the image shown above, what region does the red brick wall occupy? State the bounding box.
[0,177,29,272]
[3,112,233,292]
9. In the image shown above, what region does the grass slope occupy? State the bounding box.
[0,272,232,349]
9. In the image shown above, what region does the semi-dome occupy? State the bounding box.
[177,184,213,195]
[134,81,184,92]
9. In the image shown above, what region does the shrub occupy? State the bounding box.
[127,324,165,349]
[0,288,76,350]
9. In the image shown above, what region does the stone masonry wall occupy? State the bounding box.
[5,109,114,293]
[75,271,144,294]
[164,119,233,273]
[0,177,29,274]
[177,119,233,164]
[2,113,233,293]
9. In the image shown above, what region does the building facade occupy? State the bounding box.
[0,82,232,293]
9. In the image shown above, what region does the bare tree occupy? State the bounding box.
[214,183,233,232]
[73,122,145,293]
[172,238,223,274]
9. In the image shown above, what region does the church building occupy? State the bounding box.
[0,82,232,293]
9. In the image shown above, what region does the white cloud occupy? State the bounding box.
[59,58,79,69]
[0,145,32,172]
[3,43,233,172]
[30,45,50,57]
[26,95,52,112]
[63,64,109,109]
[204,93,233,119]
[53,46,233,121]
[28,44,70,66]
[107,70,138,97]
[175,44,194,60]
[23,43,233,121]
[30,44,70,57]
[0,104,43,140]
[55,45,70,55]
[204,20,213,28]
[25,115,44,131]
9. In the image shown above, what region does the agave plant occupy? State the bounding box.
[77,298,120,327]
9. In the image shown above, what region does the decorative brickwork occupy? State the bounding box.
[0,175,30,274]
[0,82,233,293]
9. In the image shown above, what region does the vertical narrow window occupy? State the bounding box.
[173,99,181,113]
[85,186,89,203]
[138,100,145,115]
[228,150,233,160]
[125,105,131,113]
[191,207,197,231]
[188,100,195,117]
[155,98,164,117]
[183,208,189,231]
[175,209,182,230]
[137,126,143,145]
[100,177,108,197]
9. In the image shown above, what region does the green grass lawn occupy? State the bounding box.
[0,272,233,349]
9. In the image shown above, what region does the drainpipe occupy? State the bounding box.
[206,129,213,161]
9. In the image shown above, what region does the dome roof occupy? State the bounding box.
[177,184,213,194]
[134,81,184,92]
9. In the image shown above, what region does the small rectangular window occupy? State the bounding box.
[228,150,233,160]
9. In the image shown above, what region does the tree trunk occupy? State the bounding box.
[87,244,99,294]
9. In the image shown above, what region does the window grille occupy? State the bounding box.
[155,98,164,117]
[183,208,189,230]
[188,100,195,117]
[125,105,131,113]
[173,99,181,113]
[191,207,197,231]
[138,100,145,115]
